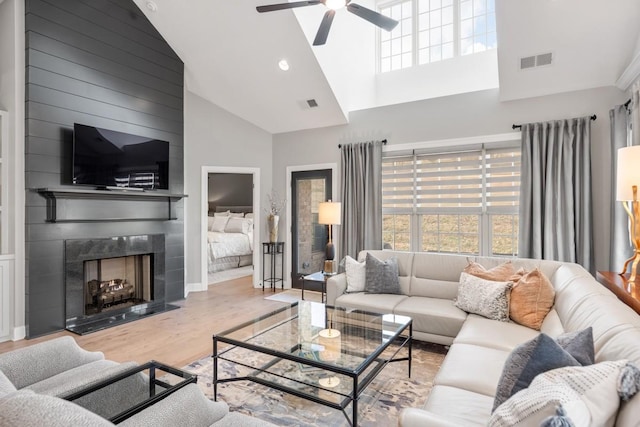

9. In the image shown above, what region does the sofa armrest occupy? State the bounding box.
[398,408,468,427]
[326,273,347,306]
[0,337,104,389]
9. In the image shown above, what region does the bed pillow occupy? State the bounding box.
[241,218,253,234]
[345,256,366,293]
[455,273,512,322]
[207,216,215,231]
[493,333,581,412]
[210,216,229,232]
[464,260,515,282]
[224,217,245,233]
[489,360,640,427]
[509,268,555,330]
[245,213,254,219]
[229,212,244,218]
[364,253,400,294]
[214,210,230,217]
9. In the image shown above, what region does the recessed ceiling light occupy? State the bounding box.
[278,59,290,71]
[146,1,158,12]
[325,0,347,10]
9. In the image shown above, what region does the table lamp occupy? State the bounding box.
[318,200,341,274]
[616,145,640,282]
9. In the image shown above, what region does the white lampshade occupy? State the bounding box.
[617,146,640,201]
[318,201,341,225]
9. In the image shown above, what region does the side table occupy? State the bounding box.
[262,242,284,291]
[301,271,335,303]
[596,271,640,315]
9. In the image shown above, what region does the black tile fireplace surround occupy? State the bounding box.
[65,234,177,334]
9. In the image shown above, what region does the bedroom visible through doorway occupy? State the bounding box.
[206,172,255,285]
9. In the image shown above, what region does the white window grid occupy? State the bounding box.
[378,0,496,72]
[382,141,520,256]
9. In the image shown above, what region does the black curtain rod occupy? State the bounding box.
[624,98,632,109]
[338,139,387,149]
[511,115,597,130]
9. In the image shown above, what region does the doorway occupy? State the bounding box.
[291,169,332,290]
[200,166,260,291]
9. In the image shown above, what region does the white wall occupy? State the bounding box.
[273,86,628,272]
[184,91,273,289]
[0,0,25,340]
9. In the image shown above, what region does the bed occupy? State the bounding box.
[207,205,254,273]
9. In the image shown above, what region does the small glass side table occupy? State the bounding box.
[301,271,335,303]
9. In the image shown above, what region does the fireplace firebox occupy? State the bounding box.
[84,254,153,315]
[65,234,177,334]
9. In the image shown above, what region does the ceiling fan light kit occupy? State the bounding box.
[256,0,399,46]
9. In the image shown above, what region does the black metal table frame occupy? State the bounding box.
[261,242,284,291]
[64,360,197,424]
[212,307,412,426]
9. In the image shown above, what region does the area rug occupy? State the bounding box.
[264,289,323,304]
[184,341,447,426]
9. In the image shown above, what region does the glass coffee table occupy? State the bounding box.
[213,301,412,426]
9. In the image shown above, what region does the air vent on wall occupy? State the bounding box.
[520,52,553,70]
[307,99,318,108]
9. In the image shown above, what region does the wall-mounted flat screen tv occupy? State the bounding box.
[73,123,169,190]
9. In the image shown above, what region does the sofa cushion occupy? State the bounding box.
[455,273,512,322]
[120,383,229,427]
[0,370,16,397]
[453,314,539,352]
[0,390,114,427]
[493,333,580,411]
[365,253,400,294]
[556,327,595,366]
[539,308,565,337]
[489,360,634,427]
[359,250,413,295]
[422,385,492,427]
[0,336,104,390]
[393,297,467,339]
[334,292,408,314]
[434,343,510,396]
[411,252,466,299]
[344,256,366,293]
[509,268,555,330]
[464,260,515,282]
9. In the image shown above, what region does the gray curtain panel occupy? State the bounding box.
[518,117,594,273]
[339,141,383,259]
[609,105,632,273]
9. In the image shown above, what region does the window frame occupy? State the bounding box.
[381,133,521,257]
[377,0,496,73]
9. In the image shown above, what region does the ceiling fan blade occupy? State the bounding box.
[257,1,323,13]
[347,3,398,32]
[313,9,335,46]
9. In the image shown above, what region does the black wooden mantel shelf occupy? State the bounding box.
[34,188,187,223]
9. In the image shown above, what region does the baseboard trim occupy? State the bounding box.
[185,282,205,297]
[11,325,26,341]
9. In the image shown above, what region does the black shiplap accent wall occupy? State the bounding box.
[25,0,185,337]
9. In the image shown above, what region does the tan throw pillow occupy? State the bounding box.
[464,260,515,282]
[509,268,555,330]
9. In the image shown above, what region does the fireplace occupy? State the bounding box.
[65,234,177,334]
[84,254,153,315]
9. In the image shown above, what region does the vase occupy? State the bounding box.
[268,214,279,242]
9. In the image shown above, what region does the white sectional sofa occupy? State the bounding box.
[326,250,640,426]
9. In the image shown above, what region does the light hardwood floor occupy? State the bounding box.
[0,276,289,367]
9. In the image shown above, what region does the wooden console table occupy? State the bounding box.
[595,271,640,315]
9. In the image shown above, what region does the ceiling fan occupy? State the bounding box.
[256,0,399,46]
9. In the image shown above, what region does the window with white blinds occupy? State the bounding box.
[382,141,520,256]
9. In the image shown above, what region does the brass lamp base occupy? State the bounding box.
[621,190,640,283]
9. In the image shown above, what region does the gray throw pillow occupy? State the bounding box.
[556,327,594,366]
[492,333,580,412]
[364,253,400,294]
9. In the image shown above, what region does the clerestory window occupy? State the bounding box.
[378,0,497,73]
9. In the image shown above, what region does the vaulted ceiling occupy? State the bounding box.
[132,0,640,134]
